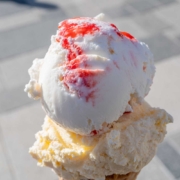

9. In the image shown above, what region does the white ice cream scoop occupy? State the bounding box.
[25,14,155,135]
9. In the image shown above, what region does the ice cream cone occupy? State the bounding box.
[105,172,140,180]
[59,172,140,180]
[26,14,172,180]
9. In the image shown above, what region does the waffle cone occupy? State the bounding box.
[59,171,140,180]
[105,172,140,180]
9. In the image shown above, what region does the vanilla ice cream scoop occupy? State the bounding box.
[29,101,173,180]
[25,14,155,135]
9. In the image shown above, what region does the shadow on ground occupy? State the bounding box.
[0,0,58,9]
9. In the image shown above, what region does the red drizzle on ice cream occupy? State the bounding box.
[55,17,136,105]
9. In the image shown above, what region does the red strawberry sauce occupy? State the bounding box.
[55,17,135,105]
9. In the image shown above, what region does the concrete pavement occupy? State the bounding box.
[0,0,180,179]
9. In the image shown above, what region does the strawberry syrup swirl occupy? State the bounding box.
[110,24,123,38]
[56,18,103,105]
[90,130,98,136]
[56,18,100,61]
[55,17,135,105]
[121,31,135,40]
[63,55,103,106]
[110,24,135,40]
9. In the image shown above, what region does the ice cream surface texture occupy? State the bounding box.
[25,14,155,135]
[29,101,172,180]
[25,14,173,180]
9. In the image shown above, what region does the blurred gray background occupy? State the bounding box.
[0,0,180,179]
